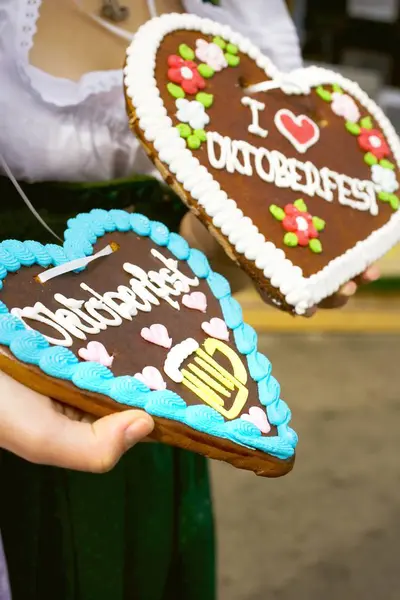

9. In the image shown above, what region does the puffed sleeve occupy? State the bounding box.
[183,0,303,73]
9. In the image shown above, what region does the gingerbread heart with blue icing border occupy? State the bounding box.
[124,14,400,315]
[0,209,296,476]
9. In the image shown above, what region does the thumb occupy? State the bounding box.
[42,409,155,472]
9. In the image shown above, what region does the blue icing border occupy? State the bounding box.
[0,210,297,460]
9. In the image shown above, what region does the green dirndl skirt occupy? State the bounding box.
[0,176,215,600]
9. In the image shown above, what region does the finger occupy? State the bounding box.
[0,372,154,472]
[317,281,357,310]
[361,264,380,283]
[40,410,154,472]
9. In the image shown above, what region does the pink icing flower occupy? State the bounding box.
[331,92,360,123]
[195,39,227,72]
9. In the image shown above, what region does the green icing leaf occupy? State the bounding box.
[379,192,400,210]
[316,86,332,102]
[309,239,322,253]
[380,159,395,170]
[193,129,207,142]
[176,123,192,139]
[196,92,214,108]
[226,43,238,55]
[364,152,378,166]
[332,83,343,93]
[345,121,361,135]
[198,63,215,78]
[378,191,391,202]
[312,216,326,232]
[283,232,298,247]
[269,204,285,221]
[225,53,240,67]
[167,83,185,99]
[294,198,307,212]
[179,44,195,61]
[360,116,373,130]
[212,36,226,50]
[187,134,202,150]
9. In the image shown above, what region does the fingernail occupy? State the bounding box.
[341,281,357,296]
[124,417,154,449]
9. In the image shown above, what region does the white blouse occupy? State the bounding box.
[0,0,302,183]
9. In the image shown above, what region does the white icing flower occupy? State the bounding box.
[331,92,360,123]
[176,98,210,130]
[371,164,399,193]
[195,39,227,72]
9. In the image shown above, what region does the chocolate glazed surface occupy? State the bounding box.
[155,31,397,277]
[0,231,276,436]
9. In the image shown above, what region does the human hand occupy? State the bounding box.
[0,371,154,472]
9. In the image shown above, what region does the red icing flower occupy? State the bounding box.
[282,203,318,246]
[167,55,206,95]
[358,128,389,160]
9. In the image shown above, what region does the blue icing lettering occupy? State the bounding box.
[71,361,114,394]
[219,296,242,330]
[45,244,68,266]
[130,213,151,236]
[39,346,79,380]
[187,249,210,278]
[110,209,131,232]
[206,272,231,299]
[0,301,9,314]
[167,232,190,260]
[247,350,272,382]
[0,314,26,345]
[145,391,187,419]
[1,240,35,267]
[184,405,225,435]
[109,376,149,407]
[10,330,49,365]
[150,221,169,246]
[267,399,291,426]
[233,323,257,355]
[90,209,115,232]
[0,247,20,272]
[24,241,52,267]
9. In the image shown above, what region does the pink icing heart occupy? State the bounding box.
[201,317,229,341]
[182,291,207,313]
[78,341,114,367]
[241,406,271,434]
[141,324,172,349]
[134,366,167,391]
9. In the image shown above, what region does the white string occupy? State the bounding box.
[71,0,158,41]
[37,244,117,283]
[0,155,63,242]
[246,74,311,96]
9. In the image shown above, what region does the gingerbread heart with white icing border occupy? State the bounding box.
[0,209,296,477]
[124,14,400,315]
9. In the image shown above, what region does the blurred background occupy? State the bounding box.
[214,2,400,599]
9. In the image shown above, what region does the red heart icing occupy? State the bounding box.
[274,109,320,153]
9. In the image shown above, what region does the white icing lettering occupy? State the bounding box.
[11,251,201,347]
[241,96,269,139]
[206,132,379,215]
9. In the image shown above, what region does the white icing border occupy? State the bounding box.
[124,13,400,315]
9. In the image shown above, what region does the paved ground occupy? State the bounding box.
[212,335,400,600]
